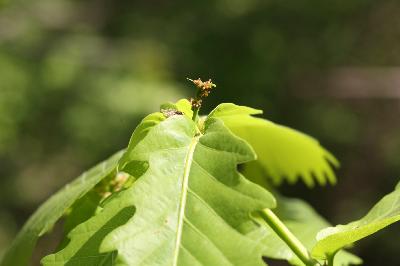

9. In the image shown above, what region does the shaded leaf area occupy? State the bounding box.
[57,191,103,252]
[0,151,123,266]
[312,181,400,259]
[65,206,135,266]
[42,116,276,266]
[249,194,361,266]
[210,103,339,187]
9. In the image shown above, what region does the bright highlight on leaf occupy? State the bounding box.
[312,182,400,259]
[209,103,340,187]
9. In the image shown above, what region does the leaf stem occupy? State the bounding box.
[192,106,200,122]
[191,87,202,122]
[258,209,320,266]
[326,252,336,266]
[327,256,334,266]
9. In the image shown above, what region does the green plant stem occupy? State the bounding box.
[258,209,320,266]
[192,107,199,122]
[327,256,334,266]
[326,252,336,266]
[191,88,202,122]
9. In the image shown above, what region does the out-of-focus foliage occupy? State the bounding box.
[1,0,400,265]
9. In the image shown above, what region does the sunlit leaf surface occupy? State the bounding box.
[210,103,339,187]
[42,115,276,266]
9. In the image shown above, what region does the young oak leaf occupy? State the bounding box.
[209,103,339,187]
[42,115,276,266]
[311,181,400,260]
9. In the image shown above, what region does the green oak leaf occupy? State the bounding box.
[312,181,400,259]
[249,194,361,266]
[0,151,123,266]
[42,115,276,266]
[209,103,339,187]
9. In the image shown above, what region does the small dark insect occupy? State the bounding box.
[161,109,184,118]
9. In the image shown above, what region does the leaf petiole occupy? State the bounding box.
[327,253,336,266]
[258,209,320,266]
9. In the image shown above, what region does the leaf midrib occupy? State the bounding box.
[172,136,200,266]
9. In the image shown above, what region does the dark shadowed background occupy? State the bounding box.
[1,0,400,265]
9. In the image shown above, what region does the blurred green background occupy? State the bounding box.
[1,0,400,265]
